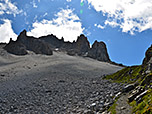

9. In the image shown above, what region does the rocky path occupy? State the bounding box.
[0,51,124,113]
[116,93,132,114]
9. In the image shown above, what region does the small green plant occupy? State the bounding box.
[108,101,117,114]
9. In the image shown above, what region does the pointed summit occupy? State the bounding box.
[88,40,110,62]
[143,44,152,65]
[75,34,90,55]
[22,29,27,35]
[17,29,27,42]
[19,29,27,37]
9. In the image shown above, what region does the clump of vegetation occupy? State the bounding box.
[104,65,152,114]
[108,102,117,114]
[103,65,145,84]
[130,89,152,114]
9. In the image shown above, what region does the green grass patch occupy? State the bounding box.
[108,101,117,114]
[130,89,152,114]
[103,65,145,84]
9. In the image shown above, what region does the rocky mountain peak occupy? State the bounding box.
[4,29,53,55]
[88,40,110,62]
[76,34,88,42]
[143,44,152,65]
[75,34,90,55]
[142,44,152,73]
[4,30,114,63]
[19,29,27,37]
[92,40,106,49]
[17,30,28,43]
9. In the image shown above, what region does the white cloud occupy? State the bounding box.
[27,9,84,42]
[0,0,22,16]
[87,0,152,34]
[94,24,105,29]
[31,0,38,8]
[67,0,72,2]
[0,19,17,43]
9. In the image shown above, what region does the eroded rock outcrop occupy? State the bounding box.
[142,44,152,73]
[74,34,90,55]
[4,38,27,55]
[143,44,152,65]
[88,40,110,62]
[40,34,111,62]
[4,30,53,55]
[4,30,113,63]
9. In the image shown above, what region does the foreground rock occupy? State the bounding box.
[0,50,123,113]
[0,77,123,113]
[104,44,152,114]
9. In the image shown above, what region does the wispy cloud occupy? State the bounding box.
[31,0,38,8]
[87,0,152,34]
[94,24,104,29]
[0,0,22,16]
[66,0,72,2]
[0,19,17,43]
[28,9,84,42]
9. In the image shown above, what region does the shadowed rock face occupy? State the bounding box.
[4,30,53,55]
[142,45,152,72]
[39,34,90,55]
[88,40,110,62]
[4,29,111,63]
[40,34,111,62]
[39,35,65,49]
[74,34,90,55]
[143,45,152,65]
[4,38,27,55]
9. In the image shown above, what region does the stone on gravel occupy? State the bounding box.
[122,84,136,93]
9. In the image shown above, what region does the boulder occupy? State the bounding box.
[4,38,28,55]
[135,90,148,104]
[128,86,144,102]
[122,84,136,93]
[67,49,77,56]
[88,40,110,62]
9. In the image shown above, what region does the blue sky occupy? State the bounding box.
[0,0,152,66]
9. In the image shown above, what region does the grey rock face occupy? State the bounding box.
[143,44,152,65]
[40,34,90,56]
[39,33,111,62]
[88,40,110,62]
[74,34,90,55]
[17,30,53,55]
[4,30,53,55]
[4,38,28,55]
[4,30,112,63]
[142,44,152,73]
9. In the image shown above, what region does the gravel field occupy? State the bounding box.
[0,49,124,113]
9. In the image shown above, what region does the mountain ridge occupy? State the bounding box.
[3,29,125,67]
